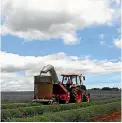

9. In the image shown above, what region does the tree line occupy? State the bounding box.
[90,87,120,91]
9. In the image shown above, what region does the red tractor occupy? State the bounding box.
[33,65,90,104]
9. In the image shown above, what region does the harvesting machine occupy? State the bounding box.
[33,65,90,104]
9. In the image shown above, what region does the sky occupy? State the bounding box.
[0,0,121,91]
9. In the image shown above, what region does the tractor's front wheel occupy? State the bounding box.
[70,87,82,103]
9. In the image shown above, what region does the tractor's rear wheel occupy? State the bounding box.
[70,87,82,103]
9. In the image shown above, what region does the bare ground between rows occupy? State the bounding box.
[89,110,121,122]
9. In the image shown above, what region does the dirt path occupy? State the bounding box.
[89,110,121,122]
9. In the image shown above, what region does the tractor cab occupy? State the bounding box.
[61,74,85,84]
[61,74,86,89]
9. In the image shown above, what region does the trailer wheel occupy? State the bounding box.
[51,97,59,104]
[70,87,82,103]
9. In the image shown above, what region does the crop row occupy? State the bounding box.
[1,102,41,109]
[1,98,120,121]
[1,100,30,104]
[1,97,119,109]
[9,101,121,122]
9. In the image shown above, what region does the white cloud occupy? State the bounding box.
[1,72,33,91]
[1,0,120,44]
[113,39,121,48]
[99,34,105,40]
[1,51,121,75]
[1,51,121,91]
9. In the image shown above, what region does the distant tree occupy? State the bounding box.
[91,88,100,90]
[102,87,112,90]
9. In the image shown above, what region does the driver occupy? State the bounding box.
[67,79,73,84]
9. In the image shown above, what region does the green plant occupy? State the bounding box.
[1,98,120,121]
[1,102,41,109]
[9,101,120,122]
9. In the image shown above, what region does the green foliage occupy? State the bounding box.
[102,87,112,90]
[1,106,44,121]
[1,98,120,121]
[9,116,50,122]
[101,87,120,91]
[9,101,121,122]
[1,102,41,109]
[1,109,22,122]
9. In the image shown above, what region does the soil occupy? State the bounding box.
[89,110,121,122]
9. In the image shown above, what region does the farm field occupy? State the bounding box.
[1,98,121,122]
[1,90,121,102]
[1,90,121,122]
